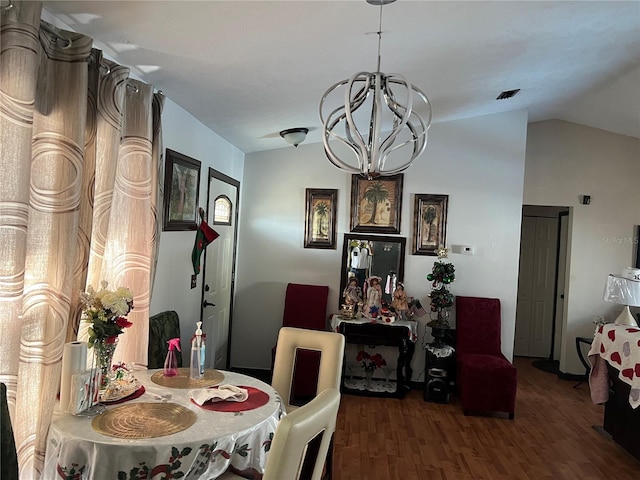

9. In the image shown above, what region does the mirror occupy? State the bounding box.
[339,233,406,310]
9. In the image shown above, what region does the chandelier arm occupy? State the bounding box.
[380,74,414,143]
[321,108,367,172]
[345,81,373,149]
[322,76,391,175]
[345,73,375,159]
[319,77,362,125]
[366,73,387,174]
[322,135,365,174]
[377,101,429,173]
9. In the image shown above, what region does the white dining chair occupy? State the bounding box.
[218,388,341,480]
[271,326,344,480]
[271,326,345,413]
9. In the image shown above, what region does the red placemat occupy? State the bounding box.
[192,386,269,412]
[102,386,145,405]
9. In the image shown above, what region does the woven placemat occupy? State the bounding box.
[150,368,224,389]
[92,402,196,439]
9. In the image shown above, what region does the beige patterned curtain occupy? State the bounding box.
[0,2,164,477]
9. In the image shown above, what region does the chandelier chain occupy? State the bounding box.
[376,3,383,72]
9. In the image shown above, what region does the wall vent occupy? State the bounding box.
[496,89,520,100]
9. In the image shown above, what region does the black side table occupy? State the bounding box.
[337,322,416,398]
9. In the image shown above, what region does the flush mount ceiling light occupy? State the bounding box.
[319,0,431,179]
[279,128,309,147]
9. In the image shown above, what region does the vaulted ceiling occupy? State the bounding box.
[43,1,640,153]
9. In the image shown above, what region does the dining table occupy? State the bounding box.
[43,368,285,479]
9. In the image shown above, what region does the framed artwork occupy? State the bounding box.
[304,188,338,249]
[412,194,449,255]
[350,174,403,234]
[163,149,201,231]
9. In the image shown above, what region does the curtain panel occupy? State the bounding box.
[0,2,164,477]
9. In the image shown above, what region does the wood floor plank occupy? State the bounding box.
[332,357,640,479]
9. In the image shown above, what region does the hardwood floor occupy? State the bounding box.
[332,357,640,480]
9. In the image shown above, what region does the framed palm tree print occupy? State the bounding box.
[304,188,338,249]
[350,174,403,234]
[413,194,449,255]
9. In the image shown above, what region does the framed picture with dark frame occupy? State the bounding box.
[412,193,449,255]
[304,188,338,249]
[350,173,403,234]
[163,149,201,231]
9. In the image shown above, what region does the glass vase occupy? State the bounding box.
[94,337,118,390]
[365,369,374,389]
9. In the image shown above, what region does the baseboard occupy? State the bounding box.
[557,371,586,382]
[230,367,272,384]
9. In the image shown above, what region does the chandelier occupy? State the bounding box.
[319,0,431,179]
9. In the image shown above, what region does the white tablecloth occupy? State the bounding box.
[43,370,285,479]
[588,324,640,409]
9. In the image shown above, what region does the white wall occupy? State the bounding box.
[233,110,529,380]
[524,120,640,374]
[150,99,244,354]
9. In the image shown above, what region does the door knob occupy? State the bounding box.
[203,300,215,308]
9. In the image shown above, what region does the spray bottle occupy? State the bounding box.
[164,338,181,377]
[190,322,205,379]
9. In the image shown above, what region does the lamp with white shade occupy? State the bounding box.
[603,268,640,327]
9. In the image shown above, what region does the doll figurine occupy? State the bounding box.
[343,277,363,306]
[391,282,409,320]
[363,276,383,318]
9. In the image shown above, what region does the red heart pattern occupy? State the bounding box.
[611,351,622,365]
[593,325,640,409]
[622,368,634,380]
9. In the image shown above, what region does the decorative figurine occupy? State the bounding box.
[363,276,383,318]
[343,276,363,307]
[391,282,409,320]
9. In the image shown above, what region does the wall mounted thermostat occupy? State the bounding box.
[452,245,475,255]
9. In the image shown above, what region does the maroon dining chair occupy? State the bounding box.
[455,296,517,419]
[271,283,330,406]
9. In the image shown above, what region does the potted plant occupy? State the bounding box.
[426,252,455,336]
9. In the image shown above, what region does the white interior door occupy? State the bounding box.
[202,173,239,369]
[514,215,558,357]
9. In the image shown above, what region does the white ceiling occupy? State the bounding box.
[42,0,640,154]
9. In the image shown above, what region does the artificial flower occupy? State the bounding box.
[356,350,386,372]
[80,281,134,347]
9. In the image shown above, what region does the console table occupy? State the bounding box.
[588,324,640,461]
[330,315,417,398]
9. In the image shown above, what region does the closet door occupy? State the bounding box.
[514,216,558,357]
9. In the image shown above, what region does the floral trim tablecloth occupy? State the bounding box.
[588,324,640,409]
[44,370,285,479]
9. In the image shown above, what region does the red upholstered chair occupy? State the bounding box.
[271,283,330,406]
[455,296,517,419]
